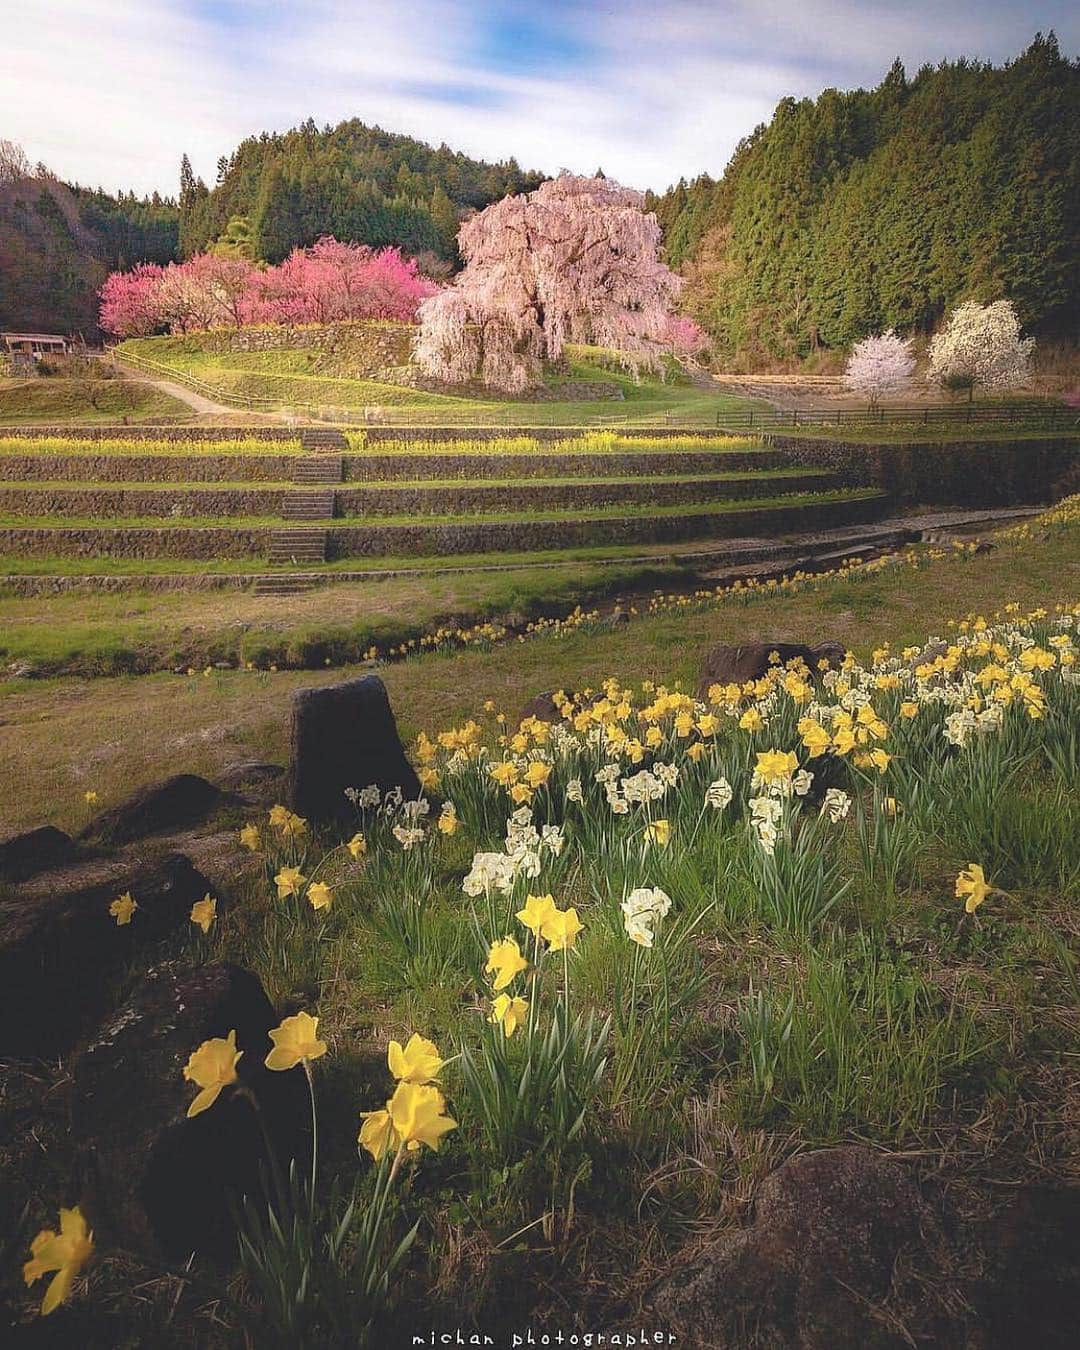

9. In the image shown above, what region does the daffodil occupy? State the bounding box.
[516,892,557,937]
[83,790,98,806]
[23,1206,93,1316]
[274,865,306,900]
[358,1106,397,1161]
[306,881,333,912]
[485,937,528,989]
[239,823,261,851]
[347,832,367,860]
[265,1012,327,1071]
[646,818,671,847]
[438,803,458,835]
[489,993,528,1037]
[524,760,552,789]
[109,892,137,926]
[183,1029,242,1117]
[190,894,216,933]
[388,1081,457,1153]
[955,863,994,914]
[540,905,584,951]
[387,1033,444,1084]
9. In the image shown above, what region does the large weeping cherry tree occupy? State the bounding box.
[413,174,685,393]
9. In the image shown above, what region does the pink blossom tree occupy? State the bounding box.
[842,329,917,406]
[414,174,685,392]
[99,238,438,336]
[98,263,166,337]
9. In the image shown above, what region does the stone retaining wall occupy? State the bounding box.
[190,321,414,370]
[0,488,283,517]
[327,495,886,559]
[0,495,885,561]
[0,453,299,482]
[766,434,1080,505]
[335,475,835,517]
[0,527,269,559]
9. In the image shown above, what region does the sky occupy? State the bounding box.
[2,0,1077,199]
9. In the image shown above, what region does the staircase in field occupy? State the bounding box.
[255,429,348,591]
[300,428,348,452]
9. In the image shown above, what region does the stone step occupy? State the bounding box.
[282,489,335,522]
[267,526,328,565]
[252,574,322,595]
[294,454,343,484]
[300,429,348,452]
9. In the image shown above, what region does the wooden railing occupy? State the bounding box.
[716,403,1078,432]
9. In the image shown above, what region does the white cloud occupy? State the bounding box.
[1,0,1075,198]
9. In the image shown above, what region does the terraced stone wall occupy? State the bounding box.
[0,454,298,482]
[768,434,1080,505]
[341,450,789,480]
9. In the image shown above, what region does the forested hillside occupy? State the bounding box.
[648,35,1079,361]
[178,118,545,264]
[0,174,177,336]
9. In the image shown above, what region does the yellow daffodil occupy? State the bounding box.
[388,1080,457,1153]
[438,803,458,835]
[490,761,519,787]
[754,749,799,785]
[183,1029,242,1117]
[274,865,306,900]
[524,760,552,789]
[109,892,137,926]
[739,707,764,732]
[347,832,367,860]
[798,717,831,757]
[515,893,556,939]
[239,823,261,851]
[509,782,534,805]
[540,905,584,951]
[358,1106,397,1161]
[955,863,994,915]
[900,702,919,719]
[485,937,528,989]
[646,818,671,847]
[265,1012,327,1071]
[83,790,98,806]
[489,993,528,1037]
[23,1206,93,1316]
[306,881,333,912]
[268,804,291,829]
[190,894,216,934]
[387,1033,444,1084]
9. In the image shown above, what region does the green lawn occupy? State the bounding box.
[116,337,763,426]
[0,378,193,425]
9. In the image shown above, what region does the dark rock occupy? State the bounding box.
[72,961,308,1263]
[698,640,846,697]
[214,760,286,793]
[287,674,420,827]
[0,825,78,883]
[81,773,222,845]
[519,690,569,724]
[645,1148,1080,1350]
[0,852,212,1058]
[647,1147,936,1349]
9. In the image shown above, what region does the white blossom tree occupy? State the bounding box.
[414,174,684,392]
[928,300,1035,398]
[842,329,916,406]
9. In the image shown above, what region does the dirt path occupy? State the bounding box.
[104,356,247,417]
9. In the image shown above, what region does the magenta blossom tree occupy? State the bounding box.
[98,263,167,338]
[99,238,438,337]
[414,174,685,392]
[842,329,917,406]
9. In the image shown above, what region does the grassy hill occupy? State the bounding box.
[115,331,759,426]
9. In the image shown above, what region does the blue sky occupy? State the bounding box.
[3,1,1077,197]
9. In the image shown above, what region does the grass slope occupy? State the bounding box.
[0,378,193,425]
[1,506,1075,836]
